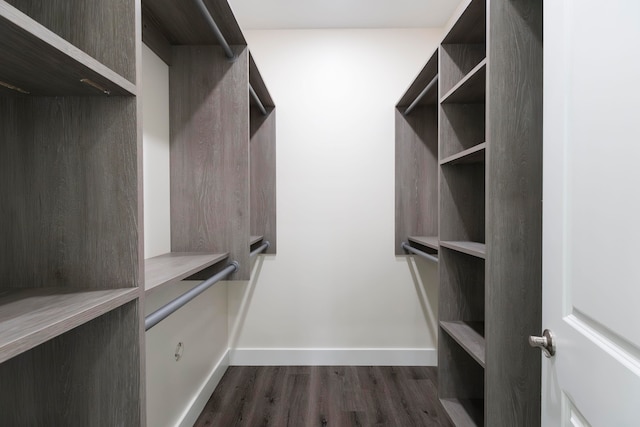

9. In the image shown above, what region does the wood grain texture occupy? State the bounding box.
[142,10,172,66]
[0,4,135,96]
[438,248,485,323]
[438,332,484,405]
[144,252,229,293]
[0,287,138,364]
[439,44,486,97]
[442,0,486,44]
[440,143,486,166]
[440,241,486,259]
[194,366,453,426]
[440,398,484,427]
[250,108,277,254]
[397,49,438,108]
[142,0,246,47]
[439,164,485,242]
[250,235,264,246]
[439,104,485,159]
[408,236,439,251]
[170,45,250,279]
[395,106,438,254]
[440,321,486,368]
[0,97,139,290]
[441,59,486,104]
[3,0,136,83]
[0,300,142,426]
[485,0,543,425]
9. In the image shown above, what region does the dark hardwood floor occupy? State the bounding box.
[194,366,453,426]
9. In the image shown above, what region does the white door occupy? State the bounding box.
[542,0,640,425]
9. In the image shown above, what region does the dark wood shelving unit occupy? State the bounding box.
[395,50,439,255]
[435,0,543,425]
[0,0,143,424]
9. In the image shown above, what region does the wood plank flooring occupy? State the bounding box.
[194,366,453,426]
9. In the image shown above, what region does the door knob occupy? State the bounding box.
[529,329,556,358]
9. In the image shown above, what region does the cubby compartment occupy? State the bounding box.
[0,301,142,426]
[439,103,485,161]
[439,331,485,427]
[395,50,439,255]
[3,0,136,85]
[440,163,485,246]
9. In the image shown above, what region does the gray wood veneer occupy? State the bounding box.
[439,104,485,159]
[439,164,485,243]
[397,51,439,109]
[250,235,264,246]
[440,398,484,427]
[170,45,250,280]
[0,287,138,364]
[438,331,484,403]
[0,97,139,290]
[439,45,486,97]
[144,252,229,294]
[441,60,486,104]
[142,0,246,47]
[4,0,136,83]
[0,300,141,426]
[442,0,486,44]
[395,105,439,254]
[485,0,543,425]
[440,241,486,259]
[440,143,486,165]
[0,4,135,96]
[440,321,485,367]
[408,236,439,251]
[250,108,277,254]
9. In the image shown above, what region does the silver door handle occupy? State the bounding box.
[529,329,556,358]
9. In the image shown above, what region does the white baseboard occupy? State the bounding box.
[177,349,230,427]
[229,348,437,366]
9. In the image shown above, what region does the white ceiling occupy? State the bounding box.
[228,0,464,29]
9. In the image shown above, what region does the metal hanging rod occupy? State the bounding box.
[145,261,239,331]
[404,75,438,116]
[194,0,235,60]
[250,241,270,258]
[193,0,268,116]
[401,242,439,263]
[249,84,267,115]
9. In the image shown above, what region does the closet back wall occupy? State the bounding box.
[228,29,443,365]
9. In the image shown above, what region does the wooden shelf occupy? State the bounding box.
[0,287,139,364]
[440,241,486,259]
[440,143,486,165]
[440,398,484,427]
[441,59,486,104]
[0,3,135,96]
[144,252,229,293]
[440,321,485,367]
[408,236,439,251]
[250,235,264,246]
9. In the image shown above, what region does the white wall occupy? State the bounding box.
[229,29,443,365]
[142,45,230,427]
